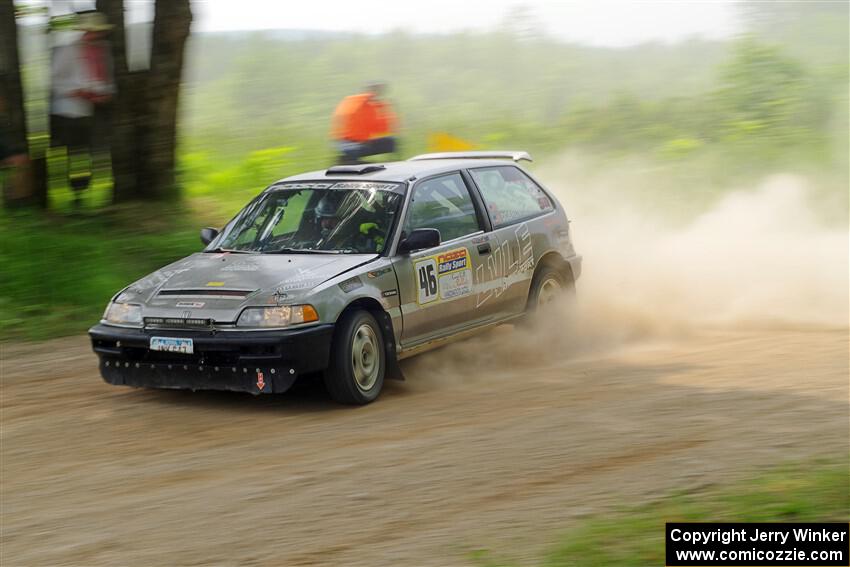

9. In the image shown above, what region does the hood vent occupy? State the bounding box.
[158,289,253,299]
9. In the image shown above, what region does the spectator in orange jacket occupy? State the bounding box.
[331,83,398,164]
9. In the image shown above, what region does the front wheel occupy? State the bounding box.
[323,310,386,405]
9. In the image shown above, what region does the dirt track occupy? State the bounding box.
[1,325,848,566]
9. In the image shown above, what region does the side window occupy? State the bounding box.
[469,166,553,228]
[404,173,481,242]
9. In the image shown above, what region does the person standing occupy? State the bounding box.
[330,83,398,165]
[49,11,114,208]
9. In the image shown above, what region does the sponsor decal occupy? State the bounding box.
[221,262,260,272]
[475,222,534,308]
[280,280,316,291]
[175,301,205,308]
[330,182,399,191]
[273,182,334,190]
[413,247,473,306]
[273,181,397,192]
[256,370,265,391]
[278,268,317,292]
[133,267,190,290]
[269,288,288,305]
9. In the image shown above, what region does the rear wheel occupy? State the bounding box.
[323,310,385,405]
[525,264,574,317]
[536,274,563,308]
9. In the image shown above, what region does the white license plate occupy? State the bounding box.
[150,337,194,354]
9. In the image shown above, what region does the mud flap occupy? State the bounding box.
[376,310,405,381]
[386,356,406,381]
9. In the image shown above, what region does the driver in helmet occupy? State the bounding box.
[315,193,342,238]
[314,193,387,253]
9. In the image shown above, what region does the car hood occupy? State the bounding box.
[116,252,377,322]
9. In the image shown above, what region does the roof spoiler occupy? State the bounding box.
[408,151,533,163]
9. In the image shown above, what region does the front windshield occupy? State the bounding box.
[215,183,402,254]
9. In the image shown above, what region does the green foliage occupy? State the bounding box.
[715,37,808,146]
[659,137,703,159]
[179,31,730,160]
[176,23,846,177]
[14,3,48,19]
[182,146,292,211]
[471,458,849,566]
[0,208,199,341]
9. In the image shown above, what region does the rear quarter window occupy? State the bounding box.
[469,166,553,228]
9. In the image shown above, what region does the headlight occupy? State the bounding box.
[103,303,142,326]
[236,305,319,328]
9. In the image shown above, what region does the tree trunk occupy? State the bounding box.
[146,0,192,200]
[96,0,140,203]
[97,0,191,203]
[0,0,32,206]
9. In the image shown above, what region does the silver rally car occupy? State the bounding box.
[89,151,582,404]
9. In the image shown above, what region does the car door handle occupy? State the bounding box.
[477,243,491,254]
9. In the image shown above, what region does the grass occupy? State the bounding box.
[0,206,201,341]
[0,145,298,342]
[469,458,850,566]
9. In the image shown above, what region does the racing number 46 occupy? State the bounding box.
[419,264,437,295]
[416,260,438,304]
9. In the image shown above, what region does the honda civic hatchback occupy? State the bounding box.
[89,151,582,404]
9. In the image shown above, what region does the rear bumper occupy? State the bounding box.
[89,323,335,394]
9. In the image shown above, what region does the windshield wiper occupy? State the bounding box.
[205,247,255,254]
[264,247,343,254]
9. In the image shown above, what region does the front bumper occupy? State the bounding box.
[89,323,335,394]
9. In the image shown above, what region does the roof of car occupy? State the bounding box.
[272,158,526,187]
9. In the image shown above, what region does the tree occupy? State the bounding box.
[0,0,29,206]
[96,0,192,202]
[715,38,807,145]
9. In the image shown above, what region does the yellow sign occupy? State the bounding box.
[428,132,475,152]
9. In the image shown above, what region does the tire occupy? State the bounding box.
[525,264,574,317]
[323,310,386,405]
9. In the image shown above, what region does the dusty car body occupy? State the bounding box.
[89,151,582,404]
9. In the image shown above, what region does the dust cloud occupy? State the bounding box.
[403,154,849,383]
[546,159,848,330]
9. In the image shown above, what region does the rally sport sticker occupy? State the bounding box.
[414,247,473,306]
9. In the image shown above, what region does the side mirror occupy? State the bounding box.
[398,228,441,254]
[200,227,219,246]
